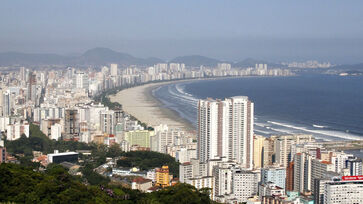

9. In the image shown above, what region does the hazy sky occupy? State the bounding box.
[1,0,363,63]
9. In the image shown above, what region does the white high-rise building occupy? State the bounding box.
[294,152,313,193]
[324,177,363,204]
[50,123,62,141]
[72,72,89,90]
[310,159,335,192]
[232,169,258,203]
[110,64,118,76]
[100,110,115,135]
[151,124,174,153]
[331,151,354,173]
[2,90,11,117]
[6,122,30,141]
[197,96,254,169]
[212,162,258,203]
[274,134,314,167]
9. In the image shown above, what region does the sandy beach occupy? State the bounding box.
[109,81,195,132]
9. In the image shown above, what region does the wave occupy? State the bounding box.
[267,121,362,140]
[313,124,326,129]
[254,129,273,135]
[153,81,363,142]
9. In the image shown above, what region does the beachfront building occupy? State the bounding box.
[197,96,254,169]
[273,134,314,168]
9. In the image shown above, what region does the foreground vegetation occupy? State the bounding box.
[5,124,179,184]
[117,151,180,177]
[0,163,215,204]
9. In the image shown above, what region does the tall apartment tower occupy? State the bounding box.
[110,64,118,76]
[64,109,79,136]
[100,110,115,135]
[72,72,89,90]
[197,96,254,169]
[27,72,37,102]
[294,153,313,193]
[2,90,11,117]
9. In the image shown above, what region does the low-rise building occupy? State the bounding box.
[132,177,153,192]
[47,151,78,164]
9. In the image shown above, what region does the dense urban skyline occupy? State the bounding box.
[1,1,363,203]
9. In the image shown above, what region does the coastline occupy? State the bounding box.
[109,76,286,134]
[109,80,196,132]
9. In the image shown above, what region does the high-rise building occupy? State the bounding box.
[19,67,26,81]
[213,164,233,198]
[263,138,274,167]
[253,135,265,169]
[72,72,89,90]
[64,109,79,136]
[294,153,312,193]
[198,96,254,169]
[27,72,37,102]
[274,134,313,167]
[286,162,294,192]
[6,122,30,141]
[2,90,11,117]
[330,151,353,173]
[313,171,340,204]
[179,162,194,183]
[232,169,258,203]
[311,159,335,192]
[346,157,363,176]
[110,64,118,76]
[100,110,115,135]
[213,162,258,203]
[324,176,363,204]
[50,123,62,141]
[261,167,286,189]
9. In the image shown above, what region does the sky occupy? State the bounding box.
[1,0,363,63]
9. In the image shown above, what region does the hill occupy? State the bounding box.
[0,48,164,66]
[0,163,216,203]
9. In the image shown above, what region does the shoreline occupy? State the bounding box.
[109,75,295,134]
[109,80,197,133]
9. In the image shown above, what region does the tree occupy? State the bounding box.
[106,143,122,158]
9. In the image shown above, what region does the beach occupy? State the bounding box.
[109,81,195,132]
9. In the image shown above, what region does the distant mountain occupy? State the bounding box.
[169,55,223,67]
[74,47,164,65]
[0,48,164,66]
[0,52,71,66]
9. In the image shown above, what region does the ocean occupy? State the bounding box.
[152,75,363,141]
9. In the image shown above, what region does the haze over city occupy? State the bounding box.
[1,0,363,63]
